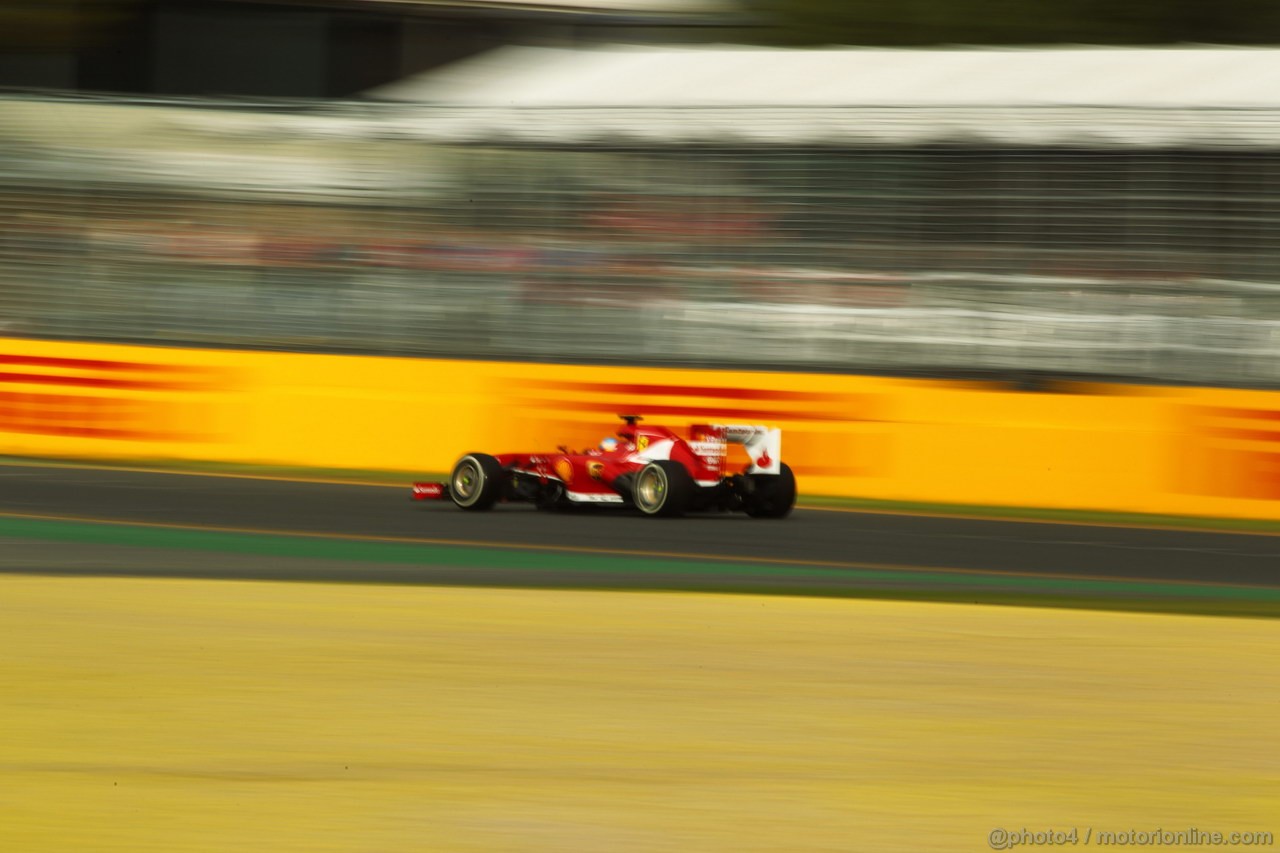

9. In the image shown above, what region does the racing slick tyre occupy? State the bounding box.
[633,460,695,518]
[450,453,503,511]
[744,462,796,519]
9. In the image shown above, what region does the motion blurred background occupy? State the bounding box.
[5,9,1280,853]
[6,0,1280,387]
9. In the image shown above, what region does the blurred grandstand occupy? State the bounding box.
[5,45,1280,385]
[0,0,741,96]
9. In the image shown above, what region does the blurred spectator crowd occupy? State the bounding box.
[4,94,1280,387]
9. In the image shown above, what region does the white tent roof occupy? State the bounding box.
[370,45,1280,108]
[365,45,1280,147]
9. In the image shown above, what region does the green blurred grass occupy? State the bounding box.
[1,513,1277,619]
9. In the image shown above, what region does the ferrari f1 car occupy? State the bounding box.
[412,415,795,518]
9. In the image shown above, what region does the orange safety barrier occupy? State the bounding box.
[2,337,1279,520]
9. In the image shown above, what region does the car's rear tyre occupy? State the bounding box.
[744,462,796,518]
[450,453,503,511]
[633,460,694,518]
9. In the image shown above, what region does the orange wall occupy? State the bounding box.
[3,337,1280,520]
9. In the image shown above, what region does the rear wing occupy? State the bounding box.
[719,424,782,475]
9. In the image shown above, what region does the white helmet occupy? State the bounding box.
[600,437,619,452]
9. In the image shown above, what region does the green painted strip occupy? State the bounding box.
[2,515,1278,618]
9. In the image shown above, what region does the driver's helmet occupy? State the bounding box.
[600,437,619,453]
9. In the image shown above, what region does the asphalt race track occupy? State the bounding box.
[1,461,1278,595]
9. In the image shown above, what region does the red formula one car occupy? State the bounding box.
[413,415,796,518]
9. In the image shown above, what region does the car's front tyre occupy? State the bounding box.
[450,453,503,511]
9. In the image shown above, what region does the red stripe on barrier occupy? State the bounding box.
[567,400,855,422]
[0,371,190,391]
[523,379,862,404]
[1205,427,1280,443]
[0,354,191,373]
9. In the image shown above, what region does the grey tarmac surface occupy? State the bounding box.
[0,462,1277,592]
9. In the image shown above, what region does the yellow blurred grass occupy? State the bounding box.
[1,576,1276,852]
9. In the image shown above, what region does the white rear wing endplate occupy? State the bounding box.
[719,425,782,475]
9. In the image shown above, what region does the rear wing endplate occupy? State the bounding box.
[720,425,782,475]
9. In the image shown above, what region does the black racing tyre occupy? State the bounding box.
[449,453,503,511]
[744,462,797,519]
[633,460,694,518]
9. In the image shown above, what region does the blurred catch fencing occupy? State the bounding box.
[5,94,1280,386]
